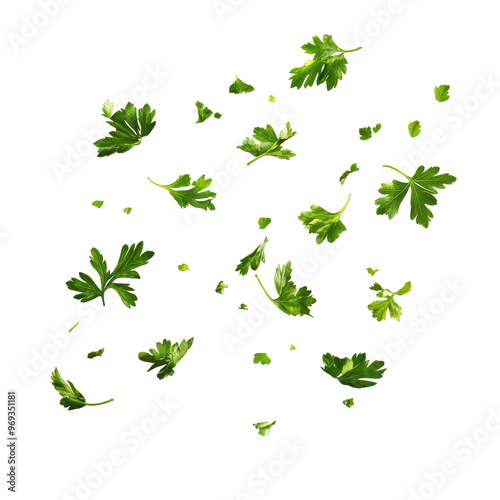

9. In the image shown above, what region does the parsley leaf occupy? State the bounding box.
[239,303,248,310]
[268,95,276,102]
[148,174,216,211]
[366,267,378,276]
[290,35,361,91]
[408,120,421,138]
[51,368,113,410]
[290,344,296,351]
[138,338,194,380]
[435,85,450,102]
[87,348,104,359]
[343,398,354,408]
[215,281,228,294]
[368,281,412,321]
[253,421,276,436]
[375,165,457,227]
[237,122,296,165]
[235,237,268,276]
[339,163,359,185]
[101,99,114,118]
[195,101,214,123]
[258,217,271,229]
[123,207,132,214]
[253,353,271,365]
[322,353,386,388]
[66,241,154,308]
[178,263,190,272]
[299,194,351,244]
[255,261,316,317]
[94,102,156,157]
[214,112,222,119]
[359,127,372,141]
[373,123,381,133]
[229,75,255,94]
[92,200,104,209]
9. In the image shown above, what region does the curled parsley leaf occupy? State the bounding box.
[215,281,228,294]
[368,281,411,322]
[148,174,216,211]
[339,163,359,185]
[237,122,296,165]
[375,165,456,228]
[299,194,351,244]
[94,102,156,157]
[255,261,316,317]
[235,237,268,276]
[138,338,194,380]
[322,353,386,388]
[66,242,154,308]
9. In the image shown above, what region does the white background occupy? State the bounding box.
[2,0,500,499]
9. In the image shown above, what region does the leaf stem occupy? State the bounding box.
[339,193,352,215]
[382,165,412,181]
[86,398,114,406]
[255,275,273,302]
[246,142,279,166]
[342,46,362,53]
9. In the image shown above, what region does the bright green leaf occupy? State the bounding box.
[322,353,386,388]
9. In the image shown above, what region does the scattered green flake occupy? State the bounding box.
[123,207,132,214]
[94,102,156,157]
[195,101,213,123]
[253,353,271,365]
[373,123,381,133]
[299,194,351,244]
[368,281,412,322]
[229,75,255,94]
[237,122,296,165]
[290,344,296,351]
[92,200,104,209]
[87,348,104,359]
[215,281,228,294]
[375,165,457,227]
[258,217,271,229]
[253,421,276,436]
[268,95,276,102]
[239,303,248,310]
[339,163,359,185]
[322,353,386,388]
[343,398,354,408]
[214,112,222,119]
[138,338,194,380]
[101,99,114,118]
[51,368,113,410]
[66,242,154,308]
[148,174,216,211]
[235,237,268,276]
[359,127,372,140]
[408,120,421,138]
[68,322,79,333]
[289,34,362,91]
[255,261,316,317]
[366,268,378,276]
[434,85,450,102]
[178,263,190,272]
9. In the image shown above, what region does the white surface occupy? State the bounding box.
[1,0,500,498]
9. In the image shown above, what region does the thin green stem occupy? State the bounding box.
[68,322,79,333]
[342,46,362,54]
[255,275,273,302]
[339,193,352,215]
[382,165,412,181]
[246,141,279,166]
[86,398,114,406]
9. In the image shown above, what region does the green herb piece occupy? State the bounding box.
[322,353,386,388]
[375,165,457,227]
[268,95,276,102]
[215,281,228,294]
[94,102,156,157]
[290,35,361,91]
[339,163,359,185]
[366,267,378,276]
[359,127,372,140]
[343,398,354,408]
[214,112,222,119]
[253,421,276,436]
[408,120,421,138]
[253,353,271,365]
[237,122,296,165]
[239,303,248,310]
[87,348,104,359]
[235,237,268,276]
[101,99,114,118]
[373,123,381,133]
[229,75,255,94]
[148,174,216,211]
[195,101,213,123]
[68,322,79,333]
[123,207,132,214]
[51,368,113,410]
[258,217,271,229]
[178,263,190,272]
[92,200,104,209]
[435,85,450,102]
[66,241,154,308]
[299,194,351,244]
[290,344,296,351]
[255,261,316,317]
[138,338,194,380]
[368,281,411,322]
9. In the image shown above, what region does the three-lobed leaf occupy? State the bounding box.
[368,281,412,321]
[322,353,386,388]
[235,237,268,276]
